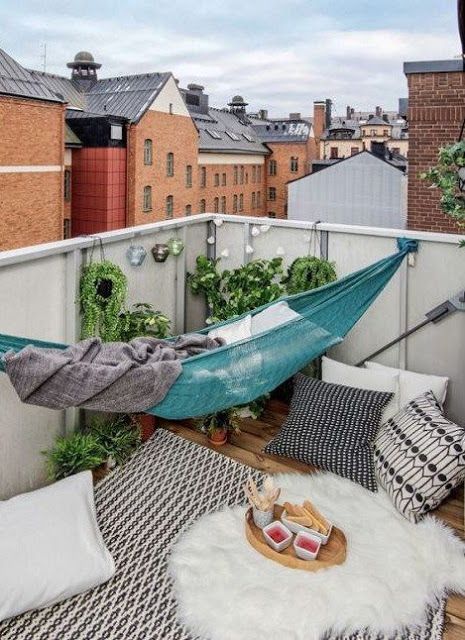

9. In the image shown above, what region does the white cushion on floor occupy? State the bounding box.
[0,471,115,622]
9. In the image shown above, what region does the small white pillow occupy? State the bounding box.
[322,356,400,421]
[208,314,252,345]
[365,361,449,408]
[251,301,301,335]
[0,471,115,622]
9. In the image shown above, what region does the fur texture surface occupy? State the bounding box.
[170,472,465,640]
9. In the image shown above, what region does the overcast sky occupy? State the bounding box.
[0,1,460,117]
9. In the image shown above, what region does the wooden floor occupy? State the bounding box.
[161,398,465,640]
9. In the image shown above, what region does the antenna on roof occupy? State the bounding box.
[40,43,47,73]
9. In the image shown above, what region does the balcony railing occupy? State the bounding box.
[0,213,463,498]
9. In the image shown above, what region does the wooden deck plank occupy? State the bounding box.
[160,405,465,639]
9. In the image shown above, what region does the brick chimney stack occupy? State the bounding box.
[313,100,326,159]
[375,106,382,117]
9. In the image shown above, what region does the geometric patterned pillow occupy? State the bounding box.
[264,374,393,492]
[374,391,465,522]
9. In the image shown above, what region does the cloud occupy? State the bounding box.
[0,1,459,116]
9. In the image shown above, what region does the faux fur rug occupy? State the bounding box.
[170,472,465,640]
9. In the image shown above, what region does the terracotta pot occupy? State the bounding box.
[208,428,228,446]
[92,462,110,484]
[132,413,157,442]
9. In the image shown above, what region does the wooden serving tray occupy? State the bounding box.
[245,504,347,572]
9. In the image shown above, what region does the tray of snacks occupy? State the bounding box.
[243,477,346,572]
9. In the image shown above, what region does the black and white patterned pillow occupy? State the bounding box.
[375,391,465,522]
[264,374,393,491]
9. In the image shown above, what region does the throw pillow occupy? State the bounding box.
[251,301,301,335]
[365,361,449,408]
[0,471,115,622]
[208,314,252,345]
[375,391,465,522]
[264,374,393,491]
[322,356,400,421]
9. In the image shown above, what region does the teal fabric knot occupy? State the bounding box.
[397,238,418,253]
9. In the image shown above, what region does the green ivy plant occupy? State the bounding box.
[118,303,171,341]
[188,256,284,323]
[44,433,106,481]
[88,415,141,466]
[282,256,337,294]
[80,260,128,341]
[421,141,465,227]
[196,407,241,437]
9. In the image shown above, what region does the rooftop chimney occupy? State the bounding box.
[313,100,326,159]
[346,105,351,119]
[67,51,101,89]
[382,113,390,123]
[258,109,268,120]
[375,106,382,117]
[289,112,301,120]
[184,83,209,114]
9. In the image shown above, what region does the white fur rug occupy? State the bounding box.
[169,472,465,640]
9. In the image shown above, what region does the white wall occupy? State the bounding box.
[288,153,407,230]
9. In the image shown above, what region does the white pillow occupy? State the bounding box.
[0,471,115,622]
[252,301,301,335]
[322,356,400,421]
[365,361,449,408]
[208,314,252,345]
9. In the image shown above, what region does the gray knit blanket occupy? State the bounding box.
[3,334,223,413]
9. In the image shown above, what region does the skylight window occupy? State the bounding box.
[205,128,222,139]
[242,133,255,142]
[225,131,240,141]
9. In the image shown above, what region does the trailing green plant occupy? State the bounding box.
[421,141,465,227]
[282,256,337,294]
[188,256,284,323]
[44,433,106,481]
[196,407,241,437]
[88,415,141,466]
[80,260,128,341]
[118,303,171,341]
[237,394,269,420]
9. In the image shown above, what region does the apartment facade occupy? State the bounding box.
[0,50,66,250]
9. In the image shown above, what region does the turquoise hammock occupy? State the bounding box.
[0,238,417,420]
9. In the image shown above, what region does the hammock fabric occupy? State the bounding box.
[0,238,417,420]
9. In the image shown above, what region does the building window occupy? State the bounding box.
[167,152,174,177]
[200,166,206,188]
[63,218,71,239]
[330,147,338,159]
[269,160,277,176]
[268,211,276,218]
[370,129,376,137]
[383,129,389,137]
[252,166,256,183]
[185,204,192,216]
[222,172,226,186]
[166,195,174,218]
[268,187,276,201]
[186,165,192,188]
[245,171,248,184]
[199,198,206,213]
[392,147,400,155]
[143,186,152,212]
[234,165,238,185]
[64,169,71,201]
[233,194,238,213]
[257,191,261,207]
[351,147,359,156]
[221,196,226,213]
[290,156,299,172]
[144,139,153,165]
[240,165,244,185]
[251,192,256,209]
[257,165,262,182]
[239,193,243,212]
[110,124,123,140]
[214,197,219,213]
[169,103,173,115]
[214,173,220,186]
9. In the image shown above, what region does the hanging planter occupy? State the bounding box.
[167,237,184,257]
[151,244,170,263]
[126,245,147,267]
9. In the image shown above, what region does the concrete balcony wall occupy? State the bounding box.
[0,213,464,499]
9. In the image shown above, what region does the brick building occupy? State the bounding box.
[0,49,66,250]
[404,59,465,233]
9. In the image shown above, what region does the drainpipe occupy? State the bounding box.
[459,0,465,71]
[125,123,131,228]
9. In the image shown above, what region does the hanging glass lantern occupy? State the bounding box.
[126,245,147,267]
[151,244,170,263]
[167,237,185,256]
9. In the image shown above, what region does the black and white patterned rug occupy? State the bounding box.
[0,430,445,640]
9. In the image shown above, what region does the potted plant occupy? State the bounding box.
[197,407,241,446]
[43,432,106,482]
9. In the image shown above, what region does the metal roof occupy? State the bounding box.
[65,123,82,147]
[253,119,312,143]
[0,49,64,103]
[194,108,268,155]
[361,115,392,127]
[28,70,86,109]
